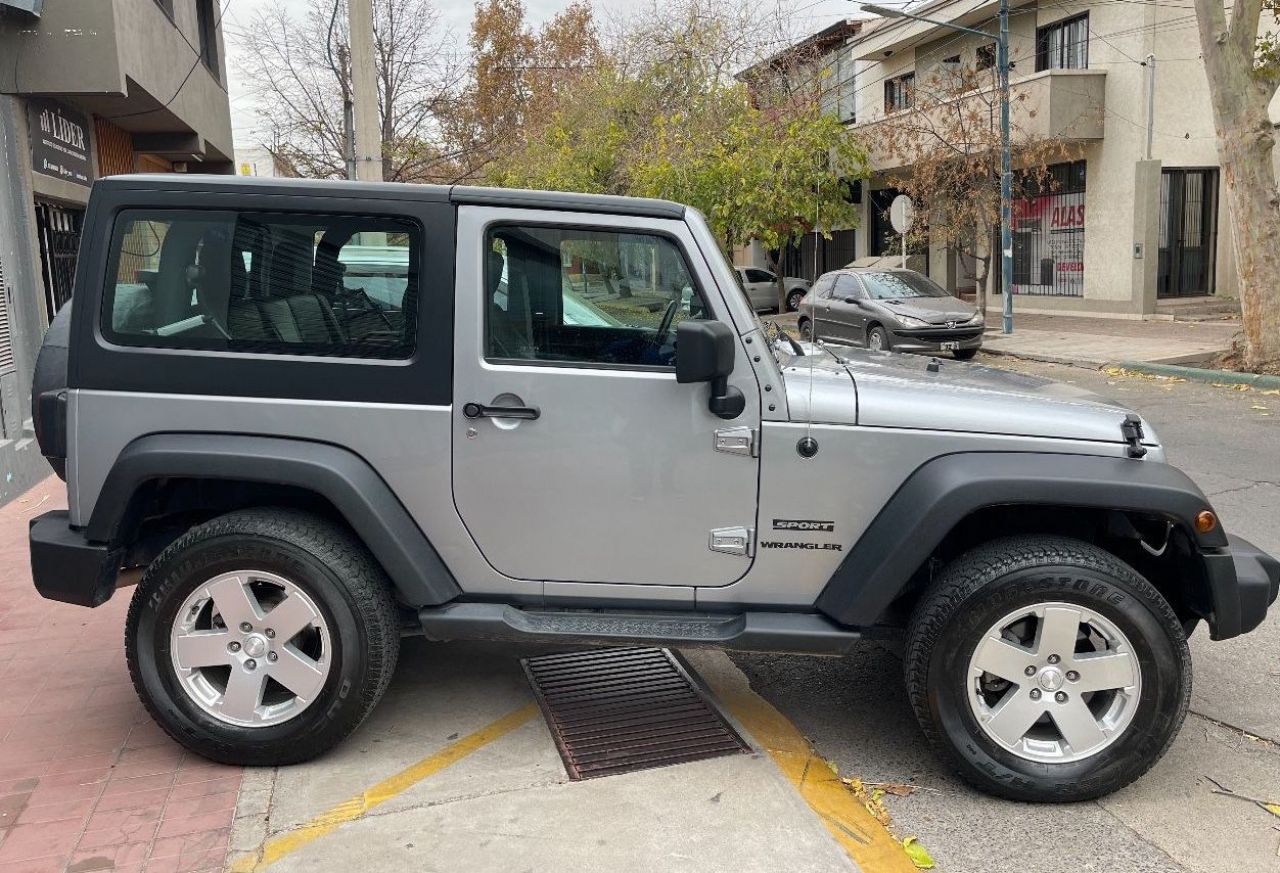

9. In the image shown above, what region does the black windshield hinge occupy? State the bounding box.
[1121,414,1148,459]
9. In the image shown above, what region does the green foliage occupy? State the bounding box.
[486,61,868,255]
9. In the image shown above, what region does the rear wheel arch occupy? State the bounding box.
[86,433,461,609]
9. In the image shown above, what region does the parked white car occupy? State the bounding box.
[733,266,811,312]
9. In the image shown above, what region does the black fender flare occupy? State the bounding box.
[86,433,461,607]
[816,452,1227,628]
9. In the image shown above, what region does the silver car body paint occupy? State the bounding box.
[66,202,1163,611]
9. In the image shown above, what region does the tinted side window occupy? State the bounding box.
[485,224,708,368]
[102,209,420,359]
[744,268,773,283]
[812,275,836,298]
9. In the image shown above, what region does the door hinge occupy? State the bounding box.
[714,426,758,457]
[709,526,754,557]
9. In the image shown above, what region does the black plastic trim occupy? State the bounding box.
[1203,535,1280,640]
[86,433,461,607]
[30,510,121,607]
[450,185,685,219]
[817,452,1229,627]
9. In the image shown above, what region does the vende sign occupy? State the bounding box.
[27,98,93,187]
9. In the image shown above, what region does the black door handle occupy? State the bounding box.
[463,402,540,420]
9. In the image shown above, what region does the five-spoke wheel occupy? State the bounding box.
[126,508,400,766]
[906,535,1191,802]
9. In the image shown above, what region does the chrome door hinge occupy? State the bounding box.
[714,426,758,457]
[709,526,754,557]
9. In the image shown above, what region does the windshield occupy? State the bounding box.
[860,271,952,300]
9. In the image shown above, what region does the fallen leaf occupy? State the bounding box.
[880,783,917,797]
[903,836,936,869]
[1264,803,1280,818]
[1252,404,1269,410]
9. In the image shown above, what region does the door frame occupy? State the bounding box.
[1158,167,1219,299]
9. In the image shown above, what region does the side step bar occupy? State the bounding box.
[416,603,864,655]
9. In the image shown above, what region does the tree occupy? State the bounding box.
[487,0,868,310]
[1191,0,1280,371]
[231,0,463,182]
[446,0,603,181]
[873,63,1079,313]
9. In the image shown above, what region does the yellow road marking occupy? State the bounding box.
[229,703,539,872]
[704,673,919,873]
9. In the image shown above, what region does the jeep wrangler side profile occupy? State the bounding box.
[29,175,1279,802]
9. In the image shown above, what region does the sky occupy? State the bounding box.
[222,0,865,145]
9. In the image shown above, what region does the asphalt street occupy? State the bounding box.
[734,356,1280,873]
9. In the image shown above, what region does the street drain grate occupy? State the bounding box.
[522,647,750,780]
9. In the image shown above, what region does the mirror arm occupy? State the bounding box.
[707,376,745,420]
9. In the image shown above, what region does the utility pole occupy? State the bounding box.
[997,0,1013,335]
[1144,54,1156,160]
[347,0,383,182]
[858,1,1015,333]
[337,43,356,181]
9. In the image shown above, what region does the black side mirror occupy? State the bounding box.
[845,296,862,305]
[675,320,745,420]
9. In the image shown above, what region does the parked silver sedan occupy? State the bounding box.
[733,266,811,312]
[796,268,984,360]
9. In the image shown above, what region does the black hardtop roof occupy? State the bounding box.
[96,174,687,220]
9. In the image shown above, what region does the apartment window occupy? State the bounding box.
[1036,14,1089,72]
[976,43,996,72]
[884,72,914,113]
[837,49,857,123]
[196,0,220,77]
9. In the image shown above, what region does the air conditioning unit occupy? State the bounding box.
[0,0,44,17]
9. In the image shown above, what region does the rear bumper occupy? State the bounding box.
[29,510,120,607]
[1203,535,1280,640]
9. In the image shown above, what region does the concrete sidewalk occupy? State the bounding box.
[978,312,1240,366]
[225,643,910,873]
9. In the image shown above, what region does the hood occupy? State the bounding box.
[877,296,977,324]
[833,348,1150,444]
[778,345,858,424]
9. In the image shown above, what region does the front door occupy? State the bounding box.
[451,207,762,587]
[819,273,865,344]
[1158,169,1218,298]
[741,267,776,310]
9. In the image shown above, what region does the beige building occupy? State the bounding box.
[0,0,233,501]
[746,0,1255,318]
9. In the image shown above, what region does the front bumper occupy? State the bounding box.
[1203,535,1280,640]
[890,324,984,352]
[30,510,121,607]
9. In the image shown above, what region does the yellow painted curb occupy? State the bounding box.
[706,679,919,873]
[230,703,539,872]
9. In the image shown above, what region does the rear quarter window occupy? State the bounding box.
[101,209,422,359]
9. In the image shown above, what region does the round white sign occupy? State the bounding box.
[890,194,915,234]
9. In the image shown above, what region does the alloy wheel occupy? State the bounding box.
[966,602,1141,763]
[169,569,332,728]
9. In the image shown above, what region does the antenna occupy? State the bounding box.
[805,168,820,443]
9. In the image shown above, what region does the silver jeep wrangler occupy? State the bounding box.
[28,175,1278,802]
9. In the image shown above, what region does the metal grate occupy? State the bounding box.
[522,647,750,781]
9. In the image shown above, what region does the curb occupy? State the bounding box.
[1110,360,1280,389]
[979,346,1106,368]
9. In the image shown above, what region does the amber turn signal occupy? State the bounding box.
[1194,510,1218,534]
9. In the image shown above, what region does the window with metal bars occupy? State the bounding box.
[1036,14,1089,72]
[883,72,915,113]
[196,0,220,78]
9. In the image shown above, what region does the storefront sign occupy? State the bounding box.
[27,98,93,187]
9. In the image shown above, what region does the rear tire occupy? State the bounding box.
[786,289,805,312]
[126,508,401,766]
[904,535,1190,802]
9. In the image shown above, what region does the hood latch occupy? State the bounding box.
[1121,414,1148,459]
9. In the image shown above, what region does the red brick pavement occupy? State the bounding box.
[0,478,241,872]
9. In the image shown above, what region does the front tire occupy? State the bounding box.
[798,318,813,340]
[953,347,979,361]
[904,535,1190,802]
[126,508,401,766]
[867,325,891,352]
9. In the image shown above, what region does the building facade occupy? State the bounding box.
[745,0,1251,318]
[0,0,233,501]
